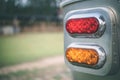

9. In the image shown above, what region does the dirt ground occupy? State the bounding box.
[0,56,72,80]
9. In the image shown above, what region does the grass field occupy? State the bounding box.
[0,32,64,67]
[0,64,71,80]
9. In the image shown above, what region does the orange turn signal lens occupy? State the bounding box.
[66,48,99,65]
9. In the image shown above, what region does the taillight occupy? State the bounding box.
[65,44,106,69]
[66,48,99,65]
[66,17,99,34]
[64,7,119,76]
[65,13,106,38]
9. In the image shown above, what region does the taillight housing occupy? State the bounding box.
[64,7,119,76]
[65,13,106,38]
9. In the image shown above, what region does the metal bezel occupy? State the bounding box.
[65,12,106,38]
[66,43,106,69]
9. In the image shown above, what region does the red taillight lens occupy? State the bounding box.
[66,17,99,34]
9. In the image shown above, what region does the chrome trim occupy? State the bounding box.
[66,43,106,69]
[65,12,106,38]
[60,0,89,8]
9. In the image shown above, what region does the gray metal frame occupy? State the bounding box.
[62,0,120,79]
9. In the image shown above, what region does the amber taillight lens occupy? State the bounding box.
[66,48,99,65]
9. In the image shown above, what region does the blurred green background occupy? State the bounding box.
[0,32,63,67]
[0,0,63,67]
[0,0,71,80]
